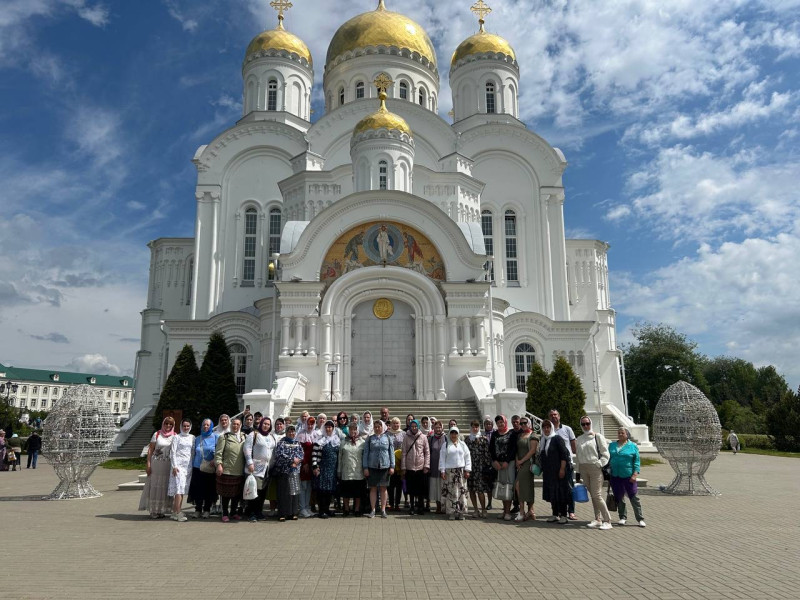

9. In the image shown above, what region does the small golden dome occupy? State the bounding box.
[353,92,412,137]
[327,1,436,69]
[451,30,515,67]
[245,20,312,66]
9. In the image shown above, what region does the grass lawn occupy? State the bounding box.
[722,448,800,459]
[640,457,663,467]
[101,457,147,470]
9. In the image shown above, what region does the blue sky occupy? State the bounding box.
[1,0,799,388]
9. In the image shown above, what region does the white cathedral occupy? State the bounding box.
[127,0,650,443]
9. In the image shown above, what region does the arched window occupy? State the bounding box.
[229,343,248,396]
[53,388,58,397]
[42,386,48,394]
[32,386,37,394]
[242,208,257,285]
[399,81,408,100]
[505,209,518,283]
[481,209,494,282]
[355,81,365,99]
[418,87,426,106]
[486,81,496,114]
[378,160,388,190]
[267,79,278,111]
[267,208,281,281]
[339,87,345,106]
[514,343,536,392]
[21,386,27,393]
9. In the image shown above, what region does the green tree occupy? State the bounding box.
[198,331,239,422]
[703,356,758,407]
[544,356,586,432]
[525,360,549,419]
[766,388,800,451]
[152,344,200,430]
[622,323,708,428]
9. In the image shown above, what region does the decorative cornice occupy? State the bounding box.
[243,49,313,73]
[195,122,307,172]
[459,123,566,177]
[351,128,415,147]
[450,51,519,75]
[325,45,439,77]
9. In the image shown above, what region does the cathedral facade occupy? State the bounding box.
[130,1,639,437]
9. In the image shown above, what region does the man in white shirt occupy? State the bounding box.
[549,409,578,520]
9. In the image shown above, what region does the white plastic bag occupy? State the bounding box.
[243,474,258,501]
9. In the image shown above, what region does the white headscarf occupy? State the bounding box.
[359,411,374,437]
[420,416,432,436]
[318,420,341,448]
[540,419,557,454]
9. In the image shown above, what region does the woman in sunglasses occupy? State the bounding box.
[576,416,612,530]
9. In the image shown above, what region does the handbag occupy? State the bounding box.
[605,486,617,512]
[199,458,215,473]
[243,474,258,500]
[595,435,611,481]
[572,483,590,503]
[530,448,543,477]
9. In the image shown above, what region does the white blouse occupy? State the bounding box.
[243,431,277,477]
[438,440,473,473]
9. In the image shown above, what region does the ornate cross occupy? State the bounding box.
[270,0,293,28]
[374,72,393,97]
[470,0,491,31]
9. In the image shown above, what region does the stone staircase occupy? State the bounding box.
[287,400,482,428]
[110,408,156,458]
[602,413,621,438]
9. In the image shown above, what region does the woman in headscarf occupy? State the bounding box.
[420,416,432,436]
[401,419,430,515]
[362,419,394,518]
[295,416,316,518]
[189,418,218,518]
[168,418,195,522]
[213,414,230,435]
[243,416,276,521]
[514,416,539,522]
[214,416,246,522]
[482,416,496,510]
[576,415,612,529]
[241,412,255,435]
[439,426,472,520]
[139,417,176,518]
[264,417,286,515]
[273,424,304,521]
[427,420,447,514]
[338,422,366,516]
[608,427,645,527]
[359,411,374,439]
[465,419,491,518]
[0,429,8,472]
[312,420,341,518]
[386,417,405,511]
[489,414,518,520]
[539,419,571,524]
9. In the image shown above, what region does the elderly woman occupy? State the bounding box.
[359,411,374,439]
[465,420,492,518]
[401,419,430,515]
[273,424,304,521]
[489,414,518,520]
[243,417,275,521]
[338,423,366,516]
[514,416,539,522]
[420,416,432,436]
[439,427,472,520]
[215,417,246,522]
[362,419,394,518]
[168,419,195,522]
[296,416,316,518]
[428,420,447,514]
[576,416,612,529]
[189,418,218,518]
[264,417,286,515]
[241,412,255,435]
[139,417,176,518]
[609,427,645,527]
[386,417,406,511]
[540,419,571,524]
[0,429,8,472]
[312,420,340,518]
[213,414,230,435]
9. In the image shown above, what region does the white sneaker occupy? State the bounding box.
[202,511,211,519]
[618,518,627,526]
[638,520,646,527]
[365,510,375,518]
[587,520,601,528]
[176,512,188,522]
[599,522,613,530]
[547,516,559,523]
[514,513,525,522]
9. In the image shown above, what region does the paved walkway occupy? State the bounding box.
[1,452,798,600]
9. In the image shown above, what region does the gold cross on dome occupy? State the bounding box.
[374,73,393,96]
[270,0,293,28]
[470,0,492,30]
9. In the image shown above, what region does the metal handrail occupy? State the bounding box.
[525,411,544,437]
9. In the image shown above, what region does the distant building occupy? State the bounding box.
[0,363,135,423]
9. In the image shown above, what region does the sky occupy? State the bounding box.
[0,0,799,388]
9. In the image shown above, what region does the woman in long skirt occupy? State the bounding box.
[439,427,472,520]
[540,420,572,524]
[188,418,218,518]
[514,417,539,522]
[274,424,304,521]
[489,414,518,520]
[465,420,492,518]
[139,417,176,518]
[214,417,246,522]
[168,419,195,522]
[312,420,340,518]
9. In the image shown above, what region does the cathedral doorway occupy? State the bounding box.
[350,298,415,401]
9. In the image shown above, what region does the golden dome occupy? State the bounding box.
[245,19,312,66]
[353,93,412,137]
[327,1,436,69]
[451,30,515,67]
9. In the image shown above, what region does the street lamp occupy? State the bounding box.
[1,381,19,404]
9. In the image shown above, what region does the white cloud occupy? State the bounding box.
[66,353,122,375]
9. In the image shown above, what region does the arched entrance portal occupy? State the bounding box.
[350,299,415,401]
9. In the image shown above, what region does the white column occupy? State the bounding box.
[448,317,459,356]
[342,315,351,401]
[461,317,472,355]
[321,315,332,363]
[415,316,423,400]
[476,317,486,356]
[294,317,304,354]
[281,317,291,356]
[308,316,318,357]
[332,315,342,400]
[435,315,447,400]
[423,316,434,399]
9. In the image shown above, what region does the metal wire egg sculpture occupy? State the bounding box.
[41,384,116,499]
[653,380,722,495]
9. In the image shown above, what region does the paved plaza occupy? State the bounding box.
[1,452,798,600]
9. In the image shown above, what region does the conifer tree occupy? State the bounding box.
[545,356,586,432]
[198,331,239,422]
[525,360,550,419]
[152,344,200,430]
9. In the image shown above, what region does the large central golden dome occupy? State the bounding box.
[326,0,436,69]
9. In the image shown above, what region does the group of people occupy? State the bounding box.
[138,407,645,528]
[0,429,41,472]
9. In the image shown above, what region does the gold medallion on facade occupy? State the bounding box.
[373,298,394,319]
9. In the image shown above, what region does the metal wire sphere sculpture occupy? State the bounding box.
[41,384,116,499]
[653,380,722,495]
